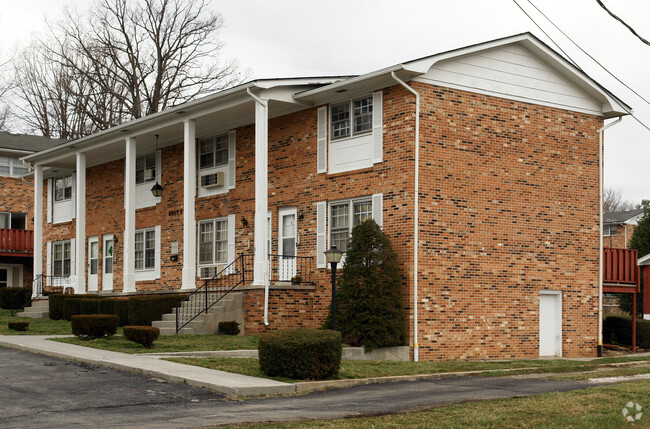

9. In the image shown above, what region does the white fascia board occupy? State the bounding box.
[625,214,643,225]
[639,253,650,266]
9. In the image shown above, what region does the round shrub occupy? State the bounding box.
[259,329,342,380]
[217,321,240,336]
[71,314,118,339]
[123,326,160,349]
[8,321,29,331]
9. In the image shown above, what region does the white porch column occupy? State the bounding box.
[73,152,86,294]
[123,137,137,293]
[250,92,269,286]
[33,164,43,298]
[182,119,197,289]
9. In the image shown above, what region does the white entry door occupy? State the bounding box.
[278,208,297,281]
[88,236,99,292]
[103,235,114,292]
[539,291,562,357]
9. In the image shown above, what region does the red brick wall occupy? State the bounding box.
[605,224,636,249]
[39,80,603,360]
[0,176,35,286]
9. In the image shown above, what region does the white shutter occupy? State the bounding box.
[71,172,77,219]
[227,214,236,266]
[156,149,162,185]
[317,107,327,174]
[372,193,383,227]
[70,238,76,279]
[155,225,161,279]
[372,91,383,163]
[47,179,52,223]
[46,242,52,285]
[228,130,236,189]
[316,202,326,268]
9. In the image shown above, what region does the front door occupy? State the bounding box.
[88,236,99,292]
[278,208,297,281]
[103,235,114,292]
[539,291,562,357]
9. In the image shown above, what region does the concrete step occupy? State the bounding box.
[16,310,49,319]
[15,297,50,319]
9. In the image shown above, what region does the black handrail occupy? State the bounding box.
[175,254,253,332]
[11,274,68,316]
[267,254,315,284]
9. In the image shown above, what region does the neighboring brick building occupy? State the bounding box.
[23,33,630,360]
[0,132,61,289]
[603,208,644,249]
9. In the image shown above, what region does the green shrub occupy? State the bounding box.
[8,321,29,331]
[0,287,32,310]
[71,314,118,339]
[123,326,160,349]
[603,315,650,348]
[326,219,406,352]
[79,298,99,315]
[63,299,82,321]
[128,295,186,326]
[97,299,115,317]
[113,299,130,327]
[259,329,342,380]
[217,321,240,336]
[48,294,65,320]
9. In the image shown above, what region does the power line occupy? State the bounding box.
[596,0,650,47]
[512,0,650,134]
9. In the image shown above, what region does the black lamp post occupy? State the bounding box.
[151,134,164,197]
[324,244,344,330]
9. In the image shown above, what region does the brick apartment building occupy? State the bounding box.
[22,33,630,360]
[603,208,643,249]
[0,132,61,289]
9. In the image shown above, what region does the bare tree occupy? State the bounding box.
[14,0,242,137]
[604,188,638,213]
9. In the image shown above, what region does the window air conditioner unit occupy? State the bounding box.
[144,169,154,181]
[200,171,224,188]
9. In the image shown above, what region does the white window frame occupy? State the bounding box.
[54,176,73,202]
[135,152,156,185]
[134,226,161,281]
[0,156,29,177]
[134,150,161,209]
[52,240,72,278]
[197,131,236,198]
[603,223,618,236]
[197,215,235,279]
[329,197,374,253]
[199,134,229,170]
[330,95,373,141]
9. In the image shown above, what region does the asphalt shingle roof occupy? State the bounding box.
[0,131,65,153]
[604,208,645,223]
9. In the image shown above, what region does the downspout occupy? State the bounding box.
[598,116,622,357]
[391,71,420,362]
[247,87,270,326]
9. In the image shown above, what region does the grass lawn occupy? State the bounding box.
[0,308,72,335]
[216,380,650,428]
[54,333,259,353]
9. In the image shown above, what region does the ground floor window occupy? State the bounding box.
[198,215,234,279]
[53,241,71,277]
[135,228,156,271]
[330,197,373,252]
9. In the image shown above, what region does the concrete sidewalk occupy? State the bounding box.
[0,335,294,398]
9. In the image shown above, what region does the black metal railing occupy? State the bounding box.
[11,274,69,316]
[268,254,315,284]
[175,254,254,332]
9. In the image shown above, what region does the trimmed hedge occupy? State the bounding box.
[79,298,99,315]
[8,321,29,331]
[0,287,32,310]
[128,295,185,326]
[217,321,240,336]
[603,315,650,348]
[259,329,342,380]
[48,294,65,320]
[123,326,160,349]
[97,299,115,317]
[113,300,130,327]
[71,314,118,339]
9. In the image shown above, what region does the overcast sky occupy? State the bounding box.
[1,0,649,204]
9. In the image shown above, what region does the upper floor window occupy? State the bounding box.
[604,224,619,236]
[136,153,156,184]
[0,156,29,177]
[330,96,373,140]
[199,135,228,170]
[54,176,73,202]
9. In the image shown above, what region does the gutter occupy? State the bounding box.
[598,116,622,357]
[390,72,420,362]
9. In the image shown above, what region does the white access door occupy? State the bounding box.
[539,291,562,357]
[88,236,99,292]
[278,208,297,281]
[103,235,114,292]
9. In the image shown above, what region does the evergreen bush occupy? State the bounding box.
[8,321,29,331]
[123,326,160,349]
[113,299,130,327]
[48,294,65,320]
[63,298,82,321]
[217,321,240,335]
[79,298,99,315]
[258,329,341,379]
[326,219,406,351]
[603,315,650,348]
[96,299,115,317]
[71,314,118,339]
[128,295,186,326]
[0,287,32,309]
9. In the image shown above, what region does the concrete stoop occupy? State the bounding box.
[15,297,49,319]
[153,292,245,335]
